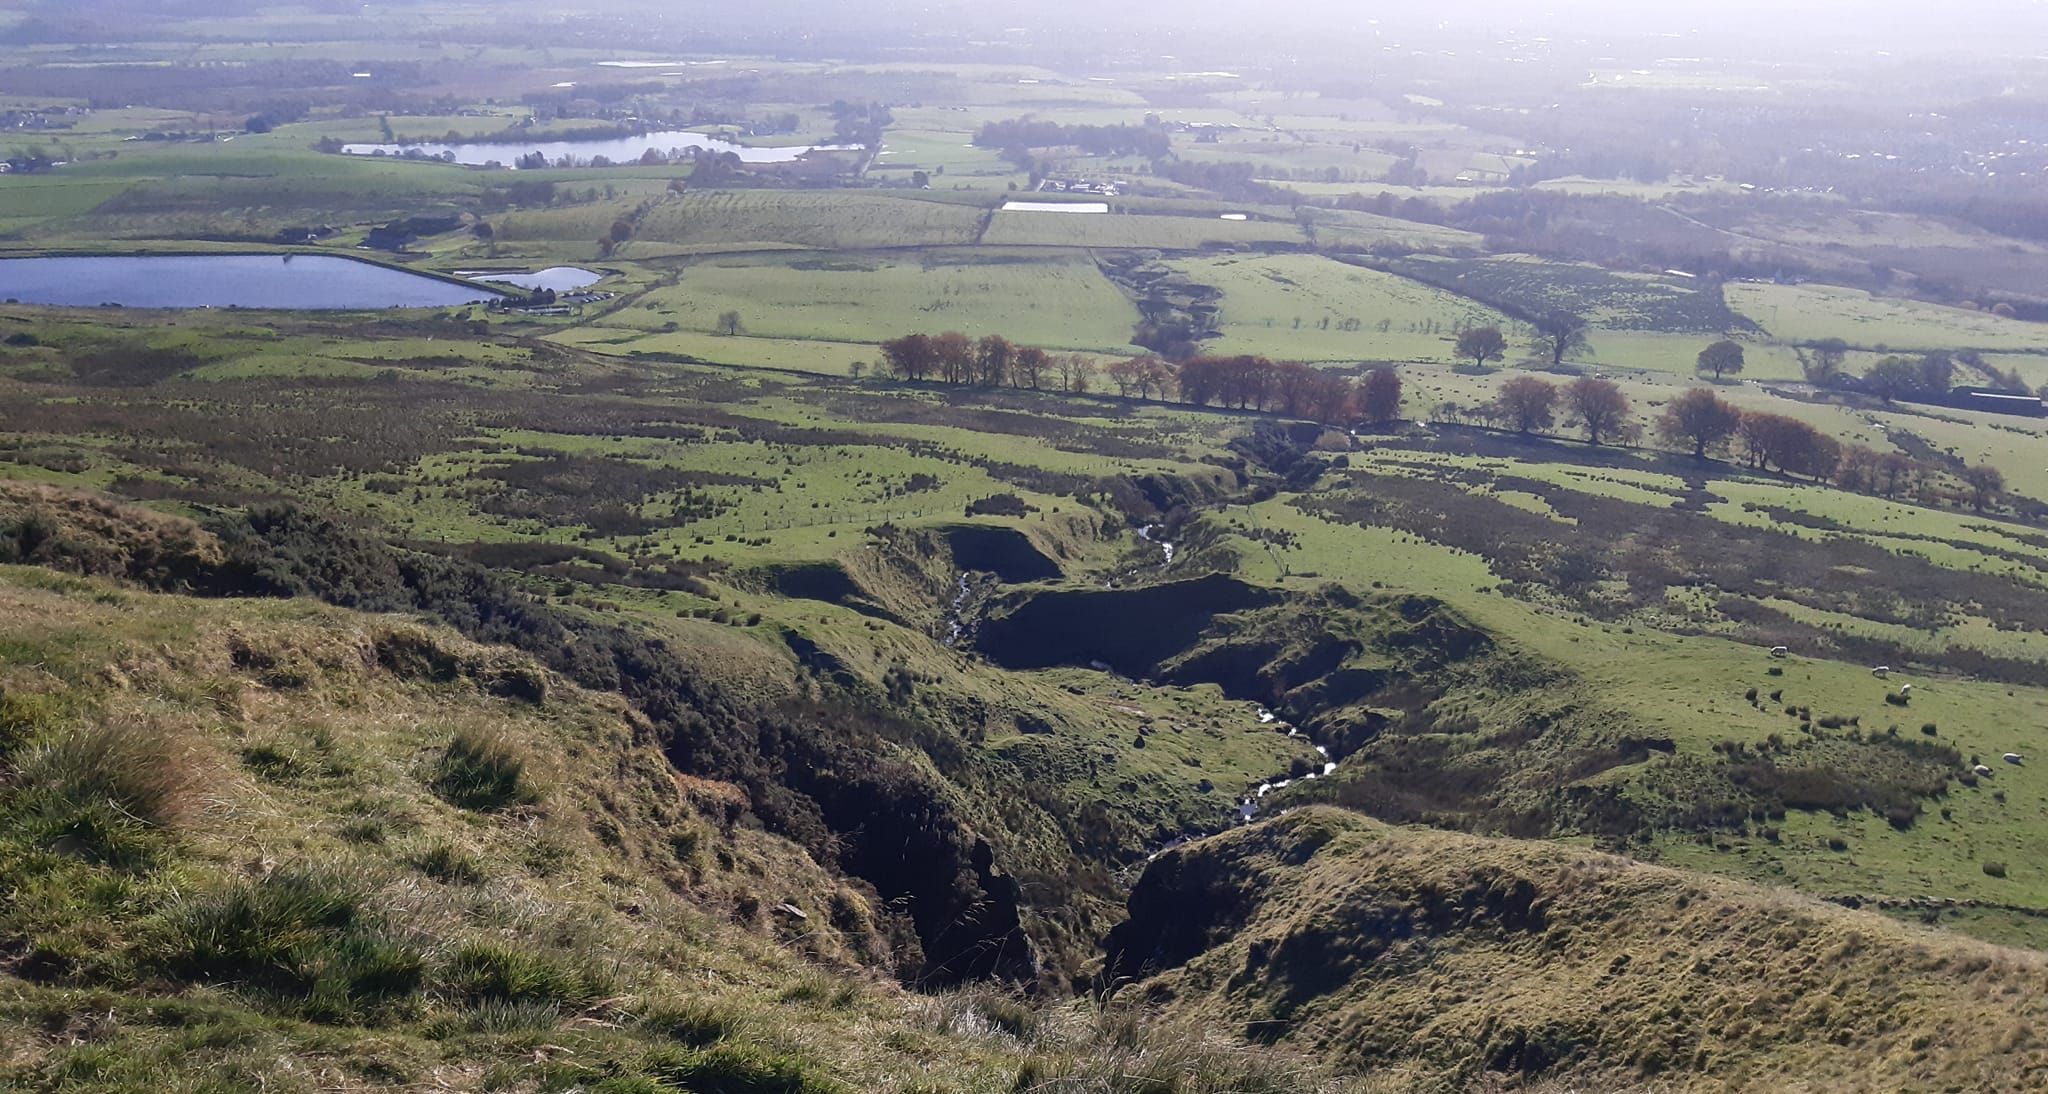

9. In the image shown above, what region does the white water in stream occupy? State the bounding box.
[1135,524,1176,565]
[943,572,973,647]
[1144,707,1345,862]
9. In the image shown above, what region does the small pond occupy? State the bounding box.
[0,255,496,310]
[343,129,856,168]
[455,266,606,292]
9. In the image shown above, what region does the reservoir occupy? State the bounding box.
[0,255,495,310]
[342,130,856,167]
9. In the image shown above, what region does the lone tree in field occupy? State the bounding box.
[1963,464,2005,512]
[1456,326,1509,370]
[716,310,743,336]
[1565,376,1631,445]
[1534,314,1592,370]
[1658,387,1743,459]
[1360,367,1403,425]
[1804,338,1849,386]
[1697,339,1746,381]
[1493,375,1558,435]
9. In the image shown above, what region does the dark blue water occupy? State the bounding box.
[0,255,495,309]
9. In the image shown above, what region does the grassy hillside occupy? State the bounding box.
[1109,808,2048,1092]
[2,309,2046,954]
[0,496,1366,1093]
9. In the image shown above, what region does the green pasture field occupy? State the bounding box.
[0,176,131,232]
[1383,254,1742,333]
[548,326,880,376]
[1264,180,1509,204]
[980,209,1302,249]
[1728,282,2048,353]
[586,249,1139,351]
[1531,175,1750,200]
[1720,206,2039,253]
[0,142,488,239]
[1234,455,2048,941]
[1978,353,2048,389]
[488,199,649,244]
[868,128,1021,182]
[1864,403,2048,506]
[1172,252,1511,362]
[1578,331,1807,378]
[1310,208,1486,251]
[631,190,987,251]
[1174,132,1400,179]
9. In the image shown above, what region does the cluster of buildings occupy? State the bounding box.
[1036,176,1123,197]
[0,107,81,132]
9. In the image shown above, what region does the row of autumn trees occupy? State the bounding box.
[875,331,2005,509]
[1439,379,2005,509]
[877,332,1404,424]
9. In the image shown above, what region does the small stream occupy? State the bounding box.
[943,572,974,647]
[1136,524,1176,565]
[1233,710,1339,823]
[1106,525,1177,589]
[1137,706,1343,870]
[950,520,1333,873]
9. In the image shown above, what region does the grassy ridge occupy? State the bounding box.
[1112,807,2048,1091]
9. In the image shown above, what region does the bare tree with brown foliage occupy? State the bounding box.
[1564,376,1631,445]
[1493,376,1558,435]
[1657,387,1744,459]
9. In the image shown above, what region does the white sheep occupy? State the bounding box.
[1975,764,1994,777]
[1770,646,1789,658]
[2006,753,2024,766]
[1900,684,1913,697]
[1872,665,1890,678]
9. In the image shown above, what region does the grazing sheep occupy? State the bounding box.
[1975,764,1994,777]
[1770,646,1790,658]
[1872,665,1890,678]
[1900,684,1913,697]
[2006,753,2024,766]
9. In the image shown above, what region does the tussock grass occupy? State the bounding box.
[148,866,425,1021]
[0,685,63,758]
[410,839,488,885]
[437,939,613,1011]
[912,987,1368,1093]
[640,1040,843,1094]
[1013,1002,1364,1093]
[7,716,200,867]
[430,727,540,812]
[637,997,750,1047]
